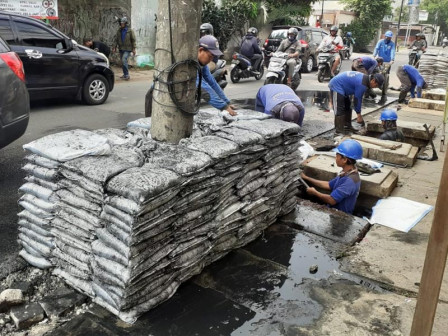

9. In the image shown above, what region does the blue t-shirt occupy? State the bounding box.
[328,72,368,113]
[402,65,426,98]
[256,84,304,115]
[329,171,361,214]
[359,56,378,74]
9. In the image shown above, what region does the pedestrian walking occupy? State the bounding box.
[255,84,305,126]
[114,17,136,80]
[301,139,363,214]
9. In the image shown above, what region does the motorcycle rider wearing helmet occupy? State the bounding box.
[277,27,302,87]
[351,56,378,75]
[240,27,263,75]
[329,71,384,133]
[198,35,237,116]
[301,139,363,214]
[396,64,428,103]
[318,26,344,77]
[409,33,427,63]
[378,109,404,142]
[199,23,218,71]
[114,17,136,80]
[255,84,305,126]
[373,30,395,65]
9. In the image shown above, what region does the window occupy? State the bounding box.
[0,16,15,44]
[312,31,324,44]
[269,30,288,40]
[15,21,62,48]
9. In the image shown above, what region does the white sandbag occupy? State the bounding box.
[19,183,55,201]
[25,154,60,169]
[22,163,59,181]
[23,129,111,162]
[19,249,53,269]
[53,268,94,296]
[18,200,54,219]
[18,233,52,257]
[20,193,57,213]
[25,176,59,191]
[18,210,51,227]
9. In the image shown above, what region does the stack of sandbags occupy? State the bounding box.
[90,119,301,323]
[18,130,112,269]
[419,50,448,89]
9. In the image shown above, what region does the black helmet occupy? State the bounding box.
[330,25,338,32]
[200,23,214,37]
[120,17,128,24]
[248,27,258,36]
[376,56,384,65]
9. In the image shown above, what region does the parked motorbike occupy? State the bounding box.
[230,52,264,83]
[211,59,228,89]
[317,47,342,82]
[443,39,448,48]
[263,51,302,90]
[340,46,351,60]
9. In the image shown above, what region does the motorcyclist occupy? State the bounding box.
[317,26,344,77]
[240,27,263,75]
[373,31,395,65]
[200,23,214,37]
[344,32,355,54]
[378,109,404,142]
[409,33,427,63]
[443,36,448,48]
[277,27,302,87]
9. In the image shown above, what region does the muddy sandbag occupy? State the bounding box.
[145,143,213,176]
[213,127,265,147]
[53,268,94,296]
[94,128,132,146]
[62,145,145,184]
[25,154,60,169]
[60,169,104,196]
[22,163,59,181]
[25,176,59,192]
[106,166,183,204]
[221,108,272,122]
[180,136,239,160]
[23,129,111,162]
[56,189,102,213]
[19,183,56,201]
[18,199,54,219]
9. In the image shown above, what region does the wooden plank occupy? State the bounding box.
[410,146,448,336]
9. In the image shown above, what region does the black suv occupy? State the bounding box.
[0,36,29,149]
[262,26,328,73]
[0,11,114,105]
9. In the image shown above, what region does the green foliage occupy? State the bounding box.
[340,0,392,51]
[202,0,258,50]
[421,0,448,33]
[393,5,409,22]
[264,0,313,25]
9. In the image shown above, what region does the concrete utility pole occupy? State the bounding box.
[151,0,202,144]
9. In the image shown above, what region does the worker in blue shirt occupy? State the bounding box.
[396,64,428,103]
[198,35,237,116]
[329,71,384,133]
[351,56,378,75]
[255,84,305,126]
[373,30,396,64]
[301,139,363,214]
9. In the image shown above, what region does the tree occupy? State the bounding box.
[264,0,314,25]
[421,0,448,35]
[340,0,392,51]
[393,5,409,23]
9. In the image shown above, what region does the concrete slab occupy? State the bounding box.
[366,119,435,141]
[423,89,446,101]
[279,200,370,245]
[39,287,87,318]
[302,154,398,198]
[10,302,45,330]
[408,98,445,111]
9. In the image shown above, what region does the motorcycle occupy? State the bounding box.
[340,46,351,60]
[263,51,302,91]
[210,58,228,89]
[443,39,448,48]
[408,46,420,67]
[230,52,264,83]
[317,46,342,83]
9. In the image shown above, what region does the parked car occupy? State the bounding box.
[0,36,29,149]
[262,25,328,73]
[0,11,114,105]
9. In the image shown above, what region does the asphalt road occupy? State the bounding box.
[0,51,407,262]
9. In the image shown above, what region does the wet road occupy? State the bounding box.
[0,51,405,268]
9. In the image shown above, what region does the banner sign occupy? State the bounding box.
[0,0,58,19]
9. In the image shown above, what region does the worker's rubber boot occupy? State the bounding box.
[398,91,407,104]
[334,115,346,134]
[287,77,292,87]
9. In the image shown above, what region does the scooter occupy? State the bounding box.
[229,52,264,83]
[340,46,351,60]
[263,51,302,91]
[317,46,342,82]
[211,59,228,89]
[443,40,448,48]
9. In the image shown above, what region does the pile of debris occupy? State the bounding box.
[17,111,302,322]
[419,50,448,89]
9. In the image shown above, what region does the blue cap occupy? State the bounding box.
[199,35,223,57]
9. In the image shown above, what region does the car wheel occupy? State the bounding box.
[303,56,314,73]
[82,74,109,105]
